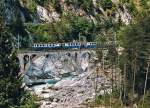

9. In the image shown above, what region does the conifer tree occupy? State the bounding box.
[0,14,23,108]
[119,14,150,105]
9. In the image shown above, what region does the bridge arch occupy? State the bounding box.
[66,52,71,57]
[82,52,91,59]
[23,55,30,70]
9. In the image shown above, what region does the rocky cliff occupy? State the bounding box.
[1,0,149,45]
[18,0,132,25]
[0,0,132,24]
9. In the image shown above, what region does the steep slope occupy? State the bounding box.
[2,0,150,45]
[19,0,131,24]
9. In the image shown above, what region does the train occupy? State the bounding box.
[32,41,116,50]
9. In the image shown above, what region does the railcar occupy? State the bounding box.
[32,41,115,50]
[86,42,97,48]
[33,43,61,50]
[65,43,81,49]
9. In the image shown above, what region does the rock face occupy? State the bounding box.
[37,5,60,22]
[5,0,131,24]
[33,67,112,108]
[118,5,132,25]
[23,50,120,108]
[0,0,21,25]
[24,51,93,85]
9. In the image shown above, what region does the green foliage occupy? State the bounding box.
[50,0,62,13]
[26,12,96,42]
[118,13,150,102]
[25,23,54,42]
[88,92,122,108]
[33,0,48,5]
[97,0,113,11]
[20,93,40,108]
[0,9,37,108]
[126,1,138,16]
[77,0,94,13]
[65,0,94,13]
[70,14,94,41]
[0,16,23,107]
[140,0,149,9]
[20,0,37,13]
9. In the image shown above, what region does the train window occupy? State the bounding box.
[66,43,69,46]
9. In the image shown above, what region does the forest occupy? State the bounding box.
[0,0,150,108]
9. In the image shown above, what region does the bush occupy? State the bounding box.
[20,92,40,108]
[25,12,96,43]
[20,0,37,13]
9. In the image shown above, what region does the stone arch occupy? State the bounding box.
[45,54,50,58]
[23,55,30,70]
[66,52,71,57]
[82,52,91,59]
[31,54,37,59]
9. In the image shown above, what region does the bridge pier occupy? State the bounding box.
[18,54,25,74]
